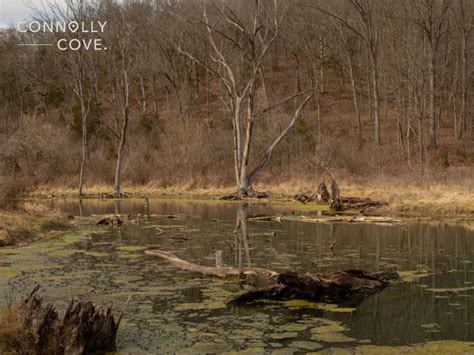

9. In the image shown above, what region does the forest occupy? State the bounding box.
[0,0,473,207]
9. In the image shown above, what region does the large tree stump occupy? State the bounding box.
[1,285,124,355]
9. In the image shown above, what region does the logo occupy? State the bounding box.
[17,21,107,51]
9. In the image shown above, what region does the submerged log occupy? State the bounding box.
[96,215,123,226]
[231,270,398,306]
[146,249,398,306]
[4,285,125,355]
[219,190,269,200]
[102,192,130,199]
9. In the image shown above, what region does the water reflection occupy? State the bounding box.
[0,199,472,352]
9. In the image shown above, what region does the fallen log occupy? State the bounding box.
[340,196,387,210]
[219,190,269,200]
[145,250,278,278]
[145,249,398,306]
[288,215,402,225]
[0,285,126,355]
[230,270,398,306]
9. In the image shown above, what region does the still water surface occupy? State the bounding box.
[0,199,473,353]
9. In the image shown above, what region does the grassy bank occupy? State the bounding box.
[30,178,474,217]
[0,203,70,247]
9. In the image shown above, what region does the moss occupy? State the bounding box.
[116,245,147,252]
[284,299,355,313]
[355,340,474,354]
[311,321,357,343]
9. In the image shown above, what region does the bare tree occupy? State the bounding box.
[174,0,314,196]
[314,0,384,145]
[404,0,452,148]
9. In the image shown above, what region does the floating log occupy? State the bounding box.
[247,214,282,222]
[1,285,126,355]
[145,249,398,306]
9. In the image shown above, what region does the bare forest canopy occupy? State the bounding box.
[0,0,473,197]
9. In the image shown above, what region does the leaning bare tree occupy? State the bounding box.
[172,0,314,197]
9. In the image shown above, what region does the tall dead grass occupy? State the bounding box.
[0,305,32,354]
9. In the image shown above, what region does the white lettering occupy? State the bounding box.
[57,38,67,50]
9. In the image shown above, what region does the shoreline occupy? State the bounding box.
[29,181,474,218]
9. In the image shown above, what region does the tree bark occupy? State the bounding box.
[114,69,130,196]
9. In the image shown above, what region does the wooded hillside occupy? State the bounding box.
[0,0,472,197]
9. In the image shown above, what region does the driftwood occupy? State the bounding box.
[146,249,398,306]
[5,285,125,355]
[145,250,278,278]
[292,215,402,225]
[247,214,282,222]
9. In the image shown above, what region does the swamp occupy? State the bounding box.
[1,199,473,353]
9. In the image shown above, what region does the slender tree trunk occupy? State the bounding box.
[317,94,322,144]
[111,77,120,148]
[370,51,381,145]
[319,33,325,94]
[429,45,437,147]
[140,74,147,114]
[457,32,467,139]
[152,75,158,115]
[78,93,88,197]
[345,48,361,139]
[114,70,130,195]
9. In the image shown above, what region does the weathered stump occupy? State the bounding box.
[317,182,330,202]
[2,285,124,355]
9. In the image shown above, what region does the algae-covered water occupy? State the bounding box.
[1,199,473,353]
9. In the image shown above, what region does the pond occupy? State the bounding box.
[1,199,473,353]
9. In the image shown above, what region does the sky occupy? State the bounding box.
[0,0,67,28]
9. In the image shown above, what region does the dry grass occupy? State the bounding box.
[0,305,31,354]
[31,182,235,199]
[0,202,69,247]
[341,180,474,216]
[30,174,474,217]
